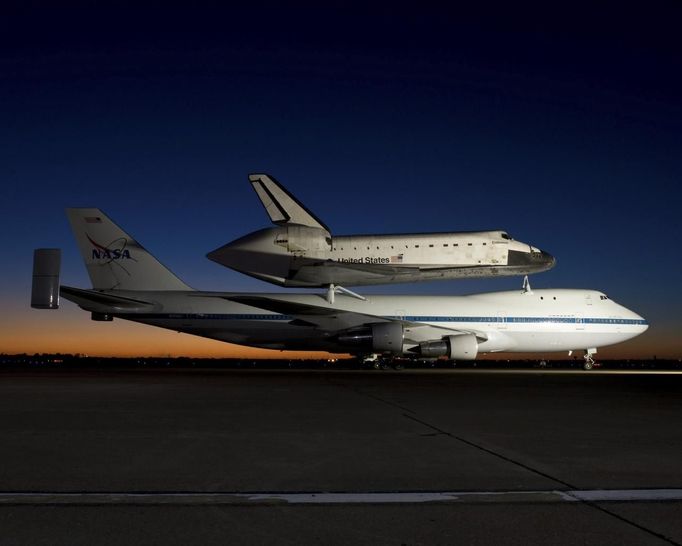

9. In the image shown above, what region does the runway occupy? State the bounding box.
[1,368,681,545]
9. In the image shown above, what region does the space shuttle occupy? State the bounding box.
[207,174,555,290]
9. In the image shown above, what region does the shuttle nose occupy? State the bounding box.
[540,250,556,270]
[507,248,556,272]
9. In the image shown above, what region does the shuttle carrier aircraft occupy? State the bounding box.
[207,174,556,293]
[31,209,647,369]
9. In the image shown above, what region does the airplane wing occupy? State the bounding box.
[226,295,384,330]
[223,295,485,343]
[248,173,330,231]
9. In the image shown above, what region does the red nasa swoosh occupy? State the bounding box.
[86,234,111,251]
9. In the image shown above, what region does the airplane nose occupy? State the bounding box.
[634,313,649,332]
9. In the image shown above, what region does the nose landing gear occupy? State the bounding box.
[583,348,597,370]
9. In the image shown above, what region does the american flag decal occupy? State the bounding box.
[390,254,403,263]
[85,217,102,224]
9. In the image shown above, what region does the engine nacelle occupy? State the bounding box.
[337,322,404,354]
[416,333,478,360]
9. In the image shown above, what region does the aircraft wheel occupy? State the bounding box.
[583,361,594,371]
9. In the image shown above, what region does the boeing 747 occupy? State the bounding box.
[31,208,646,370]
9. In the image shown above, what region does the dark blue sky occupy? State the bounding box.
[2,4,680,356]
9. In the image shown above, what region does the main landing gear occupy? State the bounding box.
[361,354,405,370]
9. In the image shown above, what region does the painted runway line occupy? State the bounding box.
[1,489,681,505]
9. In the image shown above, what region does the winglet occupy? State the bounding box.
[248,173,330,232]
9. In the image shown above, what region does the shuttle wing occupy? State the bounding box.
[289,260,419,286]
[249,173,330,231]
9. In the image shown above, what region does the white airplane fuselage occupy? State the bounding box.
[61,286,647,357]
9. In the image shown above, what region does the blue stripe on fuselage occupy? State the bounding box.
[116,313,647,326]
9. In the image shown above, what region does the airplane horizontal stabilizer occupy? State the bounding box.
[60,286,154,311]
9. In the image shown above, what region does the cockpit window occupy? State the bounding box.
[600,295,609,300]
[501,232,512,240]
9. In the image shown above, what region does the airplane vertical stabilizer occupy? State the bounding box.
[66,208,192,291]
[249,173,330,232]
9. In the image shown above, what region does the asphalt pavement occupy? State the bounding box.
[0,368,680,545]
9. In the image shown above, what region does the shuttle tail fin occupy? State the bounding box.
[248,173,330,232]
[66,208,192,291]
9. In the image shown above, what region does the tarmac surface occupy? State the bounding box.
[1,368,681,545]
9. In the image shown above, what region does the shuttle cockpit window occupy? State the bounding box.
[600,295,609,300]
[501,232,513,240]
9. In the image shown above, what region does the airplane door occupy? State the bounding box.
[575,313,585,330]
[496,311,508,330]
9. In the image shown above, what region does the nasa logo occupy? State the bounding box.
[91,248,131,260]
[87,234,132,260]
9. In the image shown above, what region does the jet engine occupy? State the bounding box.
[414,334,478,360]
[336,322,404,354]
